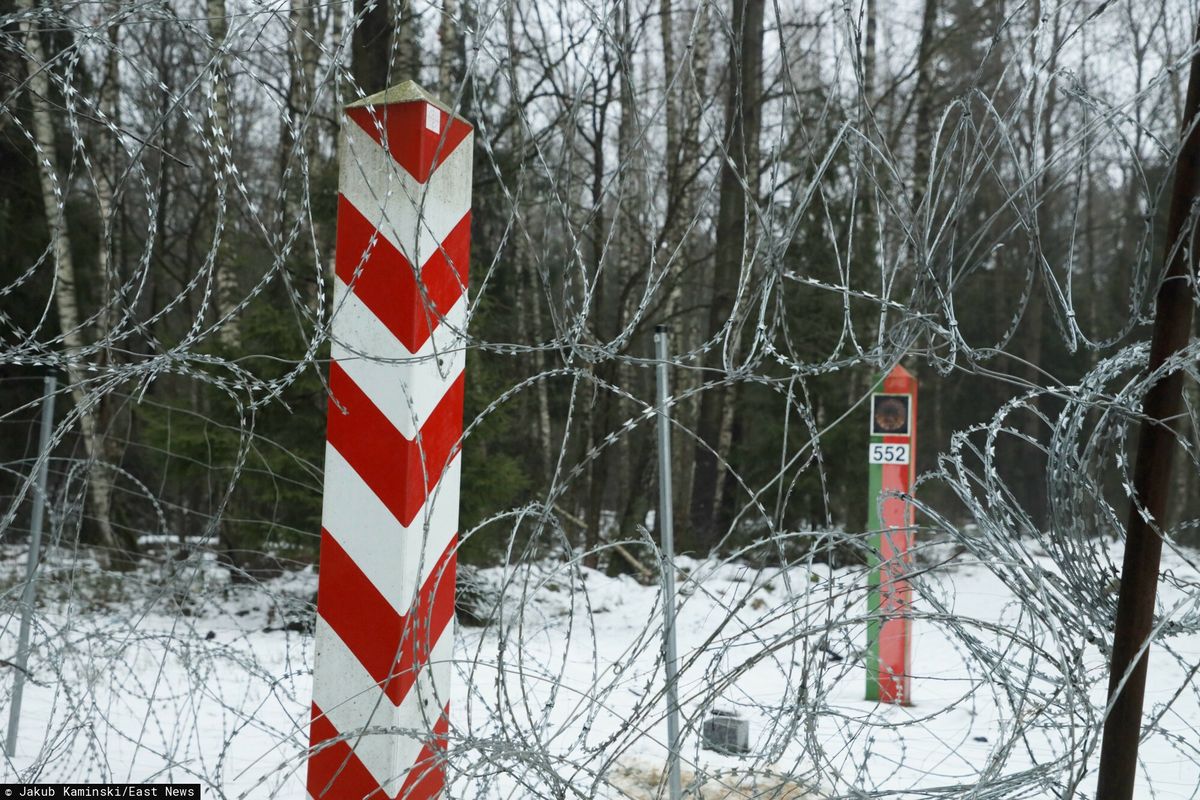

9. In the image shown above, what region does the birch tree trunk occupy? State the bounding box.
[285,0,325,315]
[17,0,126,561]
[97,5,120,358]
[206,0,240,349]
[288,0,321,161]
[666,2,711,546]
[613,3,653,556]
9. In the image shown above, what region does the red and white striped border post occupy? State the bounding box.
[308,81,472,800]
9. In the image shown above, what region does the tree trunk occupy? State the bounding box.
[864,0,877,105]
[350,0,421,92]
[580,63,614,568]
[911,0,941,469]
[689,0,764,553]
[395,0,422,82]
[1019,0,1063,529]
[97,6,120,358]
[352,0,393,93]
[206,0,240,349]
[17,0,131,563]
[512,230,554,482]
[911,0,940,215]
[613,1,650,565]
[666,2,711,549]
[437,0,463,94]
[289,1,321,159]
[501,2,552,481]
[284,0,326,316]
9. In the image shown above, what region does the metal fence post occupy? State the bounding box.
[6,374,58,756]
[655,325,682,800]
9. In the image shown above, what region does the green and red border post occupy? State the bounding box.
[865,365,917,705]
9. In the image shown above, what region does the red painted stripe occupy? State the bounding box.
[335,196,470,354]
[327,362,464,528]
[317,529,457,706]
[308,702,450,800]
[308,702,390,800]
[395,709,450,800]
[877,365,916,705]
[346,103,471,184]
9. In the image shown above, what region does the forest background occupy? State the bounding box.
[2,0,1196,577]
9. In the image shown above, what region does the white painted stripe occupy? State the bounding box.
[339,122,472,272]
[321,446,460,616]
[329,283,466,440]
[311,617,454,792]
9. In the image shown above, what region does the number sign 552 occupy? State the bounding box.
[868,443,910,465]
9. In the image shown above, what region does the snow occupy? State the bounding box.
[1,539,1198,798]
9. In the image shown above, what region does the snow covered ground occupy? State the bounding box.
[1,538,1198,798]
